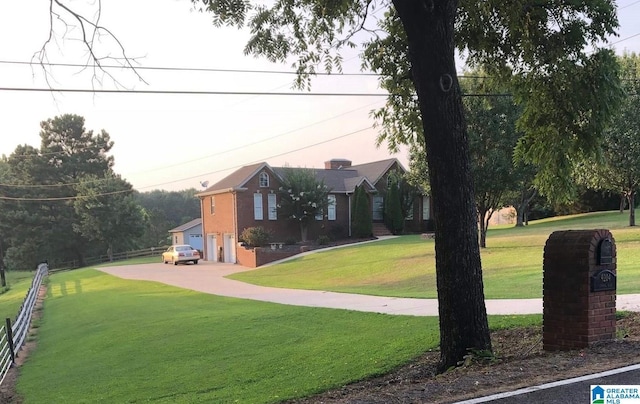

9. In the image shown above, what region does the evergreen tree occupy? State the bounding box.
[351,186,372,238]
[384,178,404,234]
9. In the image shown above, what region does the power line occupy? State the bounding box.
[136,126,374,191]
[0,60,379,77]
[0,87,389,97]
[0,126,374,201]
[610,32,640,47]
[619,0,640,10]
[0,100,384,188]
[0,189,133,202]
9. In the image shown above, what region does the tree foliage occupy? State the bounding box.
[351,185,372,238]
[191,0,623,370]
[134,189,201,246]
[0,114,146,269]
[41,0,624,372]
[74,173,147,259]
[277,167,330,241]
[462,75,523,247]
[575,53,640,226]
[384,172,405,234]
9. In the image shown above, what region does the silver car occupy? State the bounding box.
[162,245,200,265]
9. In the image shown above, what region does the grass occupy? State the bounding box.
[94,255,161,267]
[13,211,634,401]
[16,268,540,403]
[229,210,640,299]
[0,270,37,321]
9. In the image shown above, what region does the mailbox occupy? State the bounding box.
[597,238,613,265]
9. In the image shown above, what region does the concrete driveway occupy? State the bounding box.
[97,261,640,316]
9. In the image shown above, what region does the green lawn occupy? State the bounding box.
[12,210,635,402]
[229,210,640,299]
[0,270,38,321]
[16,268,540,403]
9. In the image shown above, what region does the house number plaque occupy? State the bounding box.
[591,269,616,292]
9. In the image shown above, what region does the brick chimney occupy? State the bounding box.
[324,159,352,170]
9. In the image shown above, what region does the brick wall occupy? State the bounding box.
[542,229,617,350]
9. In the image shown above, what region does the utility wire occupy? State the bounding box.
[137,126,374,190]
[0,60,379,77]
[0,86,511,97]
[0,126,373,201]
[0,87,389,97]
[1,100,384,188]
[619,0,640,10]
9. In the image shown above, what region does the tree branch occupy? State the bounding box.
[32,0,147,91]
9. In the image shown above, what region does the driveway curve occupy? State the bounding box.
[97,261,640,316]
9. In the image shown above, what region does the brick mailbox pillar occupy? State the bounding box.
[543,229,617,351]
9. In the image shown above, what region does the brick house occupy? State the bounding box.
[196,158,433,263]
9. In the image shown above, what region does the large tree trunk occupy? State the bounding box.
[393,0,491,371]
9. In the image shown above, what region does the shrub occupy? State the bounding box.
[317,235,330,245]
[240,227,271,247]
[284,237,297,245]
[352,186,372,238]
[328,224,346,241]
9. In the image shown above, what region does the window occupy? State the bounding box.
[327,195,336,220]
[406,200,414,220]
[422,196,431,220]
[259,172,269,187]
[254,193,263,220]
[267,193,277,220]
[210,196,215,215]
[315,209,323,220]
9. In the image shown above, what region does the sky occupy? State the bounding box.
[1,1,639,192]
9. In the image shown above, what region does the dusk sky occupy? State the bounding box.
[1,1,639,192]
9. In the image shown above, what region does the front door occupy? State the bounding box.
[372,196,384,221]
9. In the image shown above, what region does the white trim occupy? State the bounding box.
[453,364,640,404]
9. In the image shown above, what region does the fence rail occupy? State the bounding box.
[49,246,167,273]
[0,263,48,386]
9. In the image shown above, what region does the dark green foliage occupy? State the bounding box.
[240,227,271,247]
[317,235,330,245]
[0,114,150,269]
[328,224,346,241]
[463,74,523,246]
[73,173,147,257]
[351,186,372,238]
[134,189,201,247]
[574,53,640,226]
[384,178,404,234]
[277,167,330,241]
[193,0,622,372]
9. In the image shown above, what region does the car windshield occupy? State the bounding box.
[176,246,192,251]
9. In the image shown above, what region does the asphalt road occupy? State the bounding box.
[455,365,640,403]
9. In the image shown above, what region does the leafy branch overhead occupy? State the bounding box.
[193,0,381,88]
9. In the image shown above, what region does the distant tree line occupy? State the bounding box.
[0,114,200,270]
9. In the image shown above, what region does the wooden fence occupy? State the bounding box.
[0,263,48,386]
[48,246,167,273]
